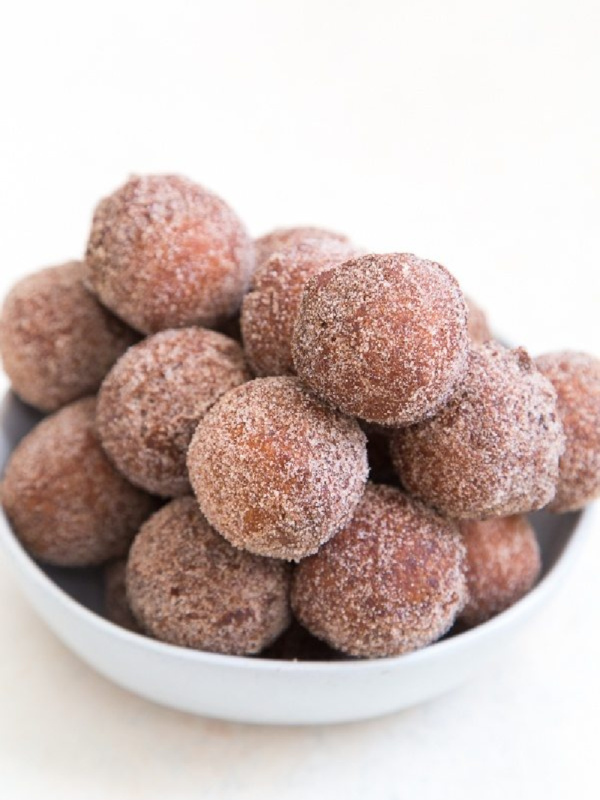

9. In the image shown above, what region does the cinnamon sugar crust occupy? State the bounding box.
[253,226,353,270]
[292,253,469,427]
[0,261,137,412]
[85,175,254,334]
[458,515,541,626]
[242,236,359,376]
[1,397,158,566]
[97,327,250,497]
[391,343,565,518]
[291,484,467,658]
[126,497,291,655]
[187,376,368,561]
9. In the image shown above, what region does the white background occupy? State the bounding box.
[0,1,599,798]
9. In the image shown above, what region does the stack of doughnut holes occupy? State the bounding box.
[1,174,599,661]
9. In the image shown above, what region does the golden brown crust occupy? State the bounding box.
[85,175,254,334]
[1,398,158,566]
[126,497,291,655]
[291,484,467,658]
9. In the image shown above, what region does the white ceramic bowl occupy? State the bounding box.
[0,391,592,725]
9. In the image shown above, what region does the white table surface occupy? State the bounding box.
[1,1,599,797]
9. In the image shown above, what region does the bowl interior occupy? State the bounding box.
[0,391,581,643]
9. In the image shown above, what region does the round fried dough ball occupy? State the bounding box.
[291,484,467,658]
[390,343,565,519]
[458,515,541,627]
[187,376,368,561]
[85,174,254,334]
[536,351,600,512]
[241,236,359,376]
[126,497,291,655]
[292,253,469,427]
[1,397,158,566]
[97,328,249,497]
[0,261,137,412]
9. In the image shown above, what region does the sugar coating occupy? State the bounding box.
[97,327,250,497]
[85,175,254,334]
[253,226,353,270]
[1,397,158,567]
[390,342,565,519]
[187,377,368,561]
[126,497,291,655]
[536,351,600,512]
[465,296,492,344]
[458,515,541,626]
[292,253,469,427]
[241,236,360,376]
[291,484,467,658]
[104,558,143,633]
[0,261,137,412]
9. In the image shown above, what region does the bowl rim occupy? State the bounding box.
[0,498,594,673]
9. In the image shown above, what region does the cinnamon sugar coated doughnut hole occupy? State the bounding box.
[97,328,249,496]
[0,261,137,412]
[0,398,158,566]
[292,253,469,426]
[466,296,492,343]
[104,559,143,633]
[85,175,254,334]
[253,226,354,270]
[536,352,600,512]
[187,376,368,561]
[126,497,291,655]
[458,515,541,627]
[390,342,565,519]
[241,234,359,376]
[291,484,467,658]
